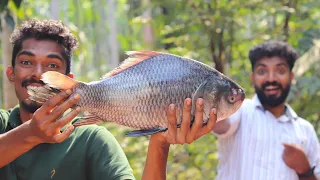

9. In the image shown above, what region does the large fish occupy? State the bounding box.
[27,51,245,136]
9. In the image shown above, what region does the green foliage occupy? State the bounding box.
[0,0,23,31]
[0,0,9,12]
[0,0,319,179]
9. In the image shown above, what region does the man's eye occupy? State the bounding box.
[257,69,266,75]
[21,60,31,65]
[278,69,285,74]
[48,64,59,68]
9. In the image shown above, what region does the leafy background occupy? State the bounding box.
[0,0,319,179]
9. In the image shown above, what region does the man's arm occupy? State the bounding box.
[141,98,217,180]
[0,90,80,168]
[282,143,317,180]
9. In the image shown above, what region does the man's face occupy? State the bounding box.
[250,57,294,107]
[6,38,71,113]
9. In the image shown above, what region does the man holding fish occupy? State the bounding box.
[213,40,320,180]
[0,19,245,180]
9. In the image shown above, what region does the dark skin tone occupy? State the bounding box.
[250,57,315,180]
[1,38,217,180]
[142,99,217,180]
[1,38,81,167]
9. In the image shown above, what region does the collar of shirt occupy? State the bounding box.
[252,94,298,123]
[8,105,22,129]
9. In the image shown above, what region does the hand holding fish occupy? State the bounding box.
[25,90,81,144]
[141,98,216,180]
[27,51,244,136]
[152,98,216,145]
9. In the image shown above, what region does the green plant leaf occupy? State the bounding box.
[13,0,23,9]
[0,0,9,12]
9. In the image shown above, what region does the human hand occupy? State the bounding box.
[25,89,81,144]
[282,143,311,174]
[151,98,217,146]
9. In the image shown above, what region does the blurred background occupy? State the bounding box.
[0,0,319,179]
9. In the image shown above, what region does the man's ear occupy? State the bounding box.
[250,72,253,85]
[67,73,74,79]
[290,72,294,81]
[6,66,15,83]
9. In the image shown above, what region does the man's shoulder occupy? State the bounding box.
[237,98,256,112]
[295,116,315,130]
[71,124,107,135]
[70,124,116,142]
[0,109,11,133]
[0,109,10,120]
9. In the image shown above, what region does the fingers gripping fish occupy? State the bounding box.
[27,51,245,136]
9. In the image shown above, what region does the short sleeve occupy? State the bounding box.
[86,127,135,180]
[213,108,241,138]
[0,109,10,134]
[212,99,252,138]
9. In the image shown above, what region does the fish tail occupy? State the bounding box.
[41,71,78,90]
[27,71,79,103]
[27,85,58,104]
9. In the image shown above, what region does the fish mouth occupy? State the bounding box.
[240,91,245,101]
[237,89,245,101]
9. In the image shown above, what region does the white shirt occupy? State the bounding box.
[214,95,320,180]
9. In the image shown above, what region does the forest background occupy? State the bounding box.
[0,0,319,179]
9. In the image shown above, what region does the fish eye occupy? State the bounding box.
[228,95,236,104]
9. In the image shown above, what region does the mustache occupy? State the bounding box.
[22,78,45,88]
[262,81,282,90]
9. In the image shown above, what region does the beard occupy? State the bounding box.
[254,81,291,107]
[20,77,45,113]
[20,100,42,113]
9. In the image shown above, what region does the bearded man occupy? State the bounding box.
[212,40,320,180]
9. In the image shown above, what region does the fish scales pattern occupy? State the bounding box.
[75,54,215,129]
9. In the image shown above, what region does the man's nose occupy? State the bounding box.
[32,64,44,80]
[267,71,277,82]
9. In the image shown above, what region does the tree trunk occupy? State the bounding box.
[107,0,119,68]
[142,0,153,48]
[50,0,60,20]
[1,13,18,109]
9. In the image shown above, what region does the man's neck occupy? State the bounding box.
[263,103,286,118]
[19,107,33,123]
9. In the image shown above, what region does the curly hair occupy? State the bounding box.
[248,40,299,72]
[10,19,78,74]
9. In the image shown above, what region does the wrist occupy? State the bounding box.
[296,165,311,174]
[149,135,170,149]
[297,166,315,178]
[21,122,42,146]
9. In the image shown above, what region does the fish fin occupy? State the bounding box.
[27,85,60,104]
[102,51,161,79]
[126,127,167,137]
[41,71,78,90]
[27,71,79,104]
[191,80,209,115]
[73,114,104,127]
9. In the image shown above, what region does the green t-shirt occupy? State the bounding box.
[0,106,135,180]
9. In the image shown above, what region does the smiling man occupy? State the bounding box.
[0,19,217,180]
[213,40,320,180]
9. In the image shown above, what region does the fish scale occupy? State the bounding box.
[27,51,245,136]
[76,55,213,129]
